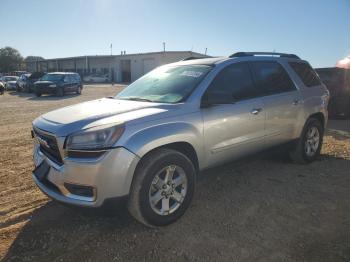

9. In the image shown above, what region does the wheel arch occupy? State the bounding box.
[308,112,326,128]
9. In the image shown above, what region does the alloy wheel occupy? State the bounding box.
[304,126,320,157]
[148,165,187,216]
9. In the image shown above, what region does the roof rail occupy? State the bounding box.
[229,52,300,59]
[181,56,206,61]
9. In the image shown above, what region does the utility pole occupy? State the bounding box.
[163,42,166,52]
[205,48,207,55]
[110,43,113,55]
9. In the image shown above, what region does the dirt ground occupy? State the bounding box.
[0,85,350,262]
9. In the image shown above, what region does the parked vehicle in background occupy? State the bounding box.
[34,72,83,97]
[316,67,350,118]
[7,71,30,77]
[17,72,46,92]
[16,73,31,92]
[32,52,329,226]
[0,82,4,95]
[0,76,19,90]
[83,74,109,83]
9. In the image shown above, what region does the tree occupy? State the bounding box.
[0,47,24,72]
[25,56,44,62]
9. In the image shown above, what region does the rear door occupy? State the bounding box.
[251,61,303,146]
[201,62,265,168]
[71,74,79,91]
[63,75,71,92]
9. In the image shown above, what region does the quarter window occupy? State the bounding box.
[289,62,321,87]
[251,61,296,95]
[206,62,258,102]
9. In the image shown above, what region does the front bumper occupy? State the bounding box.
[6,84,16,90]
[33,144,139,207]
[35,85,56,94]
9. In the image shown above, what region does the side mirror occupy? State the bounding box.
[201,92,234,108]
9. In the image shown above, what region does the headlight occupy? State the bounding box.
[66,124,125,151]
[49,84,56,87]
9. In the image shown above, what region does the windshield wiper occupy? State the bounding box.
[122,97,154,102]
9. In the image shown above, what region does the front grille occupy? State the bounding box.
[34,128,63,165]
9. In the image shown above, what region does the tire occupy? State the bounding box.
[16,84,21,92]
[289,118,324,164]
[76,86,82,95]
[128,148,196,227]
[56,88,64,97]
[35,91,42,97]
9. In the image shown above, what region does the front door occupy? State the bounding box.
[201,62,265,168]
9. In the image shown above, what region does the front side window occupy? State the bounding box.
[205,62,258,103]
[251,61,296,95]
[289,62,321,87]
[116,65,211,103]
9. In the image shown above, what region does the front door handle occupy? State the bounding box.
[251,108,262,115]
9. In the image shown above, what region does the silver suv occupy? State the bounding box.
[32,52,329,226]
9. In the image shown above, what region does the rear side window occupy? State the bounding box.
[289,62,321,87]
[206,62,258,102]
[251,61,296,95]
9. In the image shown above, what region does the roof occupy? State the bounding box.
[25,51,207,62]
[175,57,229,66]
[172,52,303,67]
[47,72,78,75]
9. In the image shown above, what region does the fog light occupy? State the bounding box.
[64,183,94,198]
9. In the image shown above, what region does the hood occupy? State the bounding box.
[29,72,45,80]
[33,98,179,136]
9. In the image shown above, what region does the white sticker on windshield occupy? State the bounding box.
[180,71,203,78]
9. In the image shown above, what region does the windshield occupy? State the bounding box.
[116,65,211,103]
[40,74,64,82]
[4,76,18,82]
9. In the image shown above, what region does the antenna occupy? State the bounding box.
[163,42,166,52]
[110,43,113,55]
[205,48,207,55]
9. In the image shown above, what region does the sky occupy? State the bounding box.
[0,0,349,67]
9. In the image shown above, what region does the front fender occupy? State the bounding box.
[121,122,204,168]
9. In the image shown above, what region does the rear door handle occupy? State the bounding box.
[251,108,262,115]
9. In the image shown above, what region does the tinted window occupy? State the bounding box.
[206,62,257,102]
[252,61,296,95]
[117,65,211,103]
[289,62,321,87]
[41,74,64,82]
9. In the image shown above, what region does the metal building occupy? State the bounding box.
[25,51,208,83]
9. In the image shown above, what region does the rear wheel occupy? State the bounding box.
[289,118,324,164]
[128,148,196,227]
[35,91,41,97]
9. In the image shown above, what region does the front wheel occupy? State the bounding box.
[76,86,82,95]
[289,118,324,164]
[128,148,196,227]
